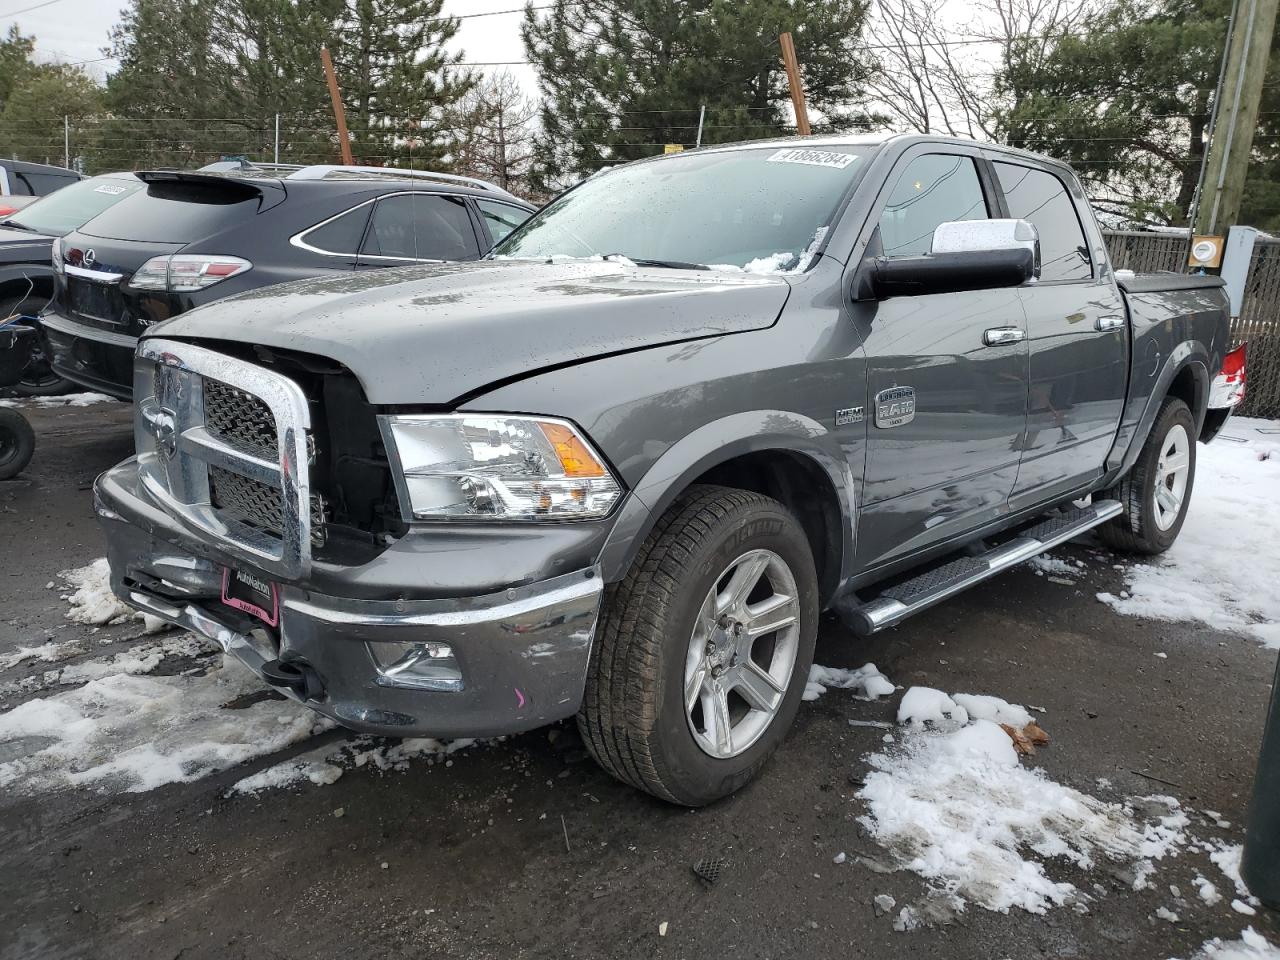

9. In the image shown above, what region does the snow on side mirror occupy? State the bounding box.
[931,218,1041,281]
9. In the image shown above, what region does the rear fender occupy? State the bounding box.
[597,410,856,587]
[1104,342,1209,484]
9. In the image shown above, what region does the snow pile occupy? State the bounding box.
[0,391,116,408]
[951,693,1033,728]
[231,735,479,795]
[59,558,165,631]
[897,686,971,725]
[1099,417,1280,648]
[1175,928,1280,960]
[0,655,327,794]
[1028,554,1084,581]
[804,663,894,701]
[858,687,1189,915]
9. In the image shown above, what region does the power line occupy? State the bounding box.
[0,0,64,17]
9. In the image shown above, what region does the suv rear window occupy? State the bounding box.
[76,177,267,243]
[6,176,143,237]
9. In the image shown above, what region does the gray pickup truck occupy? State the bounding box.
[95,134,1242,805]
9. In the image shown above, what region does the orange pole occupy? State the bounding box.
[779,32,811,136]
[320,46,354,165]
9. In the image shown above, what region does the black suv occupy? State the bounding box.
[0,172,145,394]
[40,165,536,399]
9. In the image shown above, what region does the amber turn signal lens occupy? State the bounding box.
[538,421,608,478]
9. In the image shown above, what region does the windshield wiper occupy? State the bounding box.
[602,253,709,271]
[0,219,32,232]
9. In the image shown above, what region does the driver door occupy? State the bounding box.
[850,148,1030,571]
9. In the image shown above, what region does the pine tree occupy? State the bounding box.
[522,0,878,190]
[995,0,1279,229]
[0,24,39,109]
[327,0,476,168]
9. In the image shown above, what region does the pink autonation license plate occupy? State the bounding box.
[221,566,279,627]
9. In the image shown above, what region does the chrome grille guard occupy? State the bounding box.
[134,338,314,579]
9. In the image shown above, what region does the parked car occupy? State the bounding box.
[95,134,1239,805]
[0,172,146,394]
[0,160,84,217]
[40,165,536,399]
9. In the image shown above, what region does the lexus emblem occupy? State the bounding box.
[82,248,97,268]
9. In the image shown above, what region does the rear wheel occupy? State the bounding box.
[0,407,35,479]
[578,485,818,805]
[1098,396,1196,555]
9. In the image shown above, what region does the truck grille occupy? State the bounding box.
[204,378,278,459]
[134,339,318,578]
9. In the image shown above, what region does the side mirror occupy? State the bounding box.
[861,218,1040,299]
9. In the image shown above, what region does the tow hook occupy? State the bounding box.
[261,658,325,701]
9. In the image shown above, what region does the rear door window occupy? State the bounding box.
[300,205,371,255]
[994,162,1092,281]
[879,154,989,257]
[476,199,532,246]
[361,194,480,261]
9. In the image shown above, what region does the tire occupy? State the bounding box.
[0,295,71,396]
[578,485,819,806]
[0,407,35,480]
[1097,396,1196,555]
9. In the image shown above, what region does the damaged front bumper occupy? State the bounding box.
[94,461,604,739]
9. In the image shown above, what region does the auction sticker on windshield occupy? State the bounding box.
[766,148,857,169]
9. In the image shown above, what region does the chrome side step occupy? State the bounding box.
[845,500,1123,635]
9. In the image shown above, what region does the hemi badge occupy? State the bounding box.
[835,406,864,426]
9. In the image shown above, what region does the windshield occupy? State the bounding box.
[6,175,143,237]
[495,145,870,272]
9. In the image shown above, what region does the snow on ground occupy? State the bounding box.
[804,663,894,701]
[1174,928,1280,960]
[0,391,116,408]
[59,558,165,633]
[1098,417,1280,648]
[848,679,1190,917]
[0,655,328,794]
[231,736,480,795]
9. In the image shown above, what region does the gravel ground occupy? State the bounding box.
[1,399,1277,960]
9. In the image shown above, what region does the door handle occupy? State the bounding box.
[983,327,1026,346]
[1096,315,1125,331]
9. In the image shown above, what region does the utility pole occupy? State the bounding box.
[320,46,355,166]
[1195,0,1279,236]
[778,33,811,136]
[63,116,69,169]
[695,105,706,148]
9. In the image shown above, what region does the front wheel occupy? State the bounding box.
[578,485,818,805]
[1098,396,1196,555]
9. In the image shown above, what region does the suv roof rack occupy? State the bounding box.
[197,160,305,174]
[285,164,517,200]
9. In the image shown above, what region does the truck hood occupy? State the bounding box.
[150,258,792,404]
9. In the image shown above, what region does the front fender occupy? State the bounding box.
[597,410,856,585]
[0,262,55,299]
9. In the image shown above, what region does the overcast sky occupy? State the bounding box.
[1,0,539,94]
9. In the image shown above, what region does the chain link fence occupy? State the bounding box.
[1102,230,1280,420]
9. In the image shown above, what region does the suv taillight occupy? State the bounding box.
[131,254,252,292]
[1210,343,1247,408]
